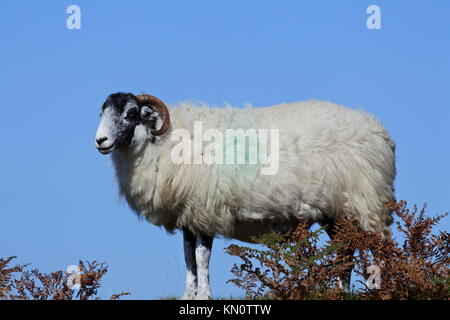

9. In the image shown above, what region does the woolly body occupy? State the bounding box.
[111,100,396,242]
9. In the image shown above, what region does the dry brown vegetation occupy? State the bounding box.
[0,259,129,300]
[226,201,449,300]
[1,201,448,300]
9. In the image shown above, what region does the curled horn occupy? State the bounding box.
[136,94,171,136]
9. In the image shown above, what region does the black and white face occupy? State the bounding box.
[95,93,161,154]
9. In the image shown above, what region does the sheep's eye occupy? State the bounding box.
[125,110,138,120]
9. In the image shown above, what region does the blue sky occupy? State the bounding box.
[0,0,448,299]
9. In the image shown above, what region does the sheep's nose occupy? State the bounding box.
[96,137,108,146]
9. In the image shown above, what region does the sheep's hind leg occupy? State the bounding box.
[181,230,198,300]
[195,233,213,300]
[324,222,355,293]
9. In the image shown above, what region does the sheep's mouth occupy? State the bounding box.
[97,143,116,154]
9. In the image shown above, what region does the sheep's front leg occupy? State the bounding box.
[181,230,197,300]
[195,233,213,300]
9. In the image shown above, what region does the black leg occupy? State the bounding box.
[181,230,197,299]
[324,222,355,293]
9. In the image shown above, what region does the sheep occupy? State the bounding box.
[95,92,396,299]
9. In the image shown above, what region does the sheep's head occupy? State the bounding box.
[95,92,170,154]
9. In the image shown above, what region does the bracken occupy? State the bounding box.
[226,201,449,300]
[0,258,129,300]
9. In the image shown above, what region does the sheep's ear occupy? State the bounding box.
[140,106,160,121]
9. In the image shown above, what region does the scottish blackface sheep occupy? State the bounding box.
[95,93,396,299]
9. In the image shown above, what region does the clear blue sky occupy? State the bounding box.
[0,0,448,299]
